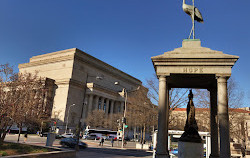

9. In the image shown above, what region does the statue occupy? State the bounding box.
[182,0,204,39]
[179,90,202,143]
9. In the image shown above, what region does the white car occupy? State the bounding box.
[61,133,75,138]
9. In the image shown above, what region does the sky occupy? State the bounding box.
[0,0,249,106]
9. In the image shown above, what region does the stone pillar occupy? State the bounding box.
[110,100,115,128]
[121,101,125,114]
[105,99,110,115]
[100,97,105,111]
[209,87,219,158]
[110,100,114,115]
[83,95,89,119]
[94,95,100,110]
[88,94,94,113]
[217,76,231,158]
[156,76,169,158]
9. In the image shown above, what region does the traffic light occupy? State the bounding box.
[122,117,126,124]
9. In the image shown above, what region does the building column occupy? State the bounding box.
[100,97,105,111]
[209,87,219,158]
[105,99,110,115]
[88,94,94,113]
[156,76,169,158]
[217,76,231,158]
[121,101,125,114]
[110,100,115,128]
[94,95,100,110]
[114,101,118,113]
[83,95,89,119]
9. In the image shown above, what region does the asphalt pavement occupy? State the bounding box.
[5,134,153,158]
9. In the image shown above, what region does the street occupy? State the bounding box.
[5,134,153,158]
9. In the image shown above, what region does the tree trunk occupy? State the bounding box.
[143,123,146,144]
[140,127,143,144]
[0,125,11,146]
[17,123,22,143]
[134,126,136,141]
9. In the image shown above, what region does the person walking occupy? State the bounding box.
[24,133,28,143]
[111,138,114,147]
[99,137,104,146]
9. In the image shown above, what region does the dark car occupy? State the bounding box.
[60,138,87,149]
[85,135,100,140]
[124,137,130,141]
[55,134,64,139]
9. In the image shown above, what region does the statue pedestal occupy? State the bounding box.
[178,141,203,158]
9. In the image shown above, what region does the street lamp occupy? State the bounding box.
[114,82,127,148]
[65,103,76,133]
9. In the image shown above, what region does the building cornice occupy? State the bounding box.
[19,54,74,69]
[74,49,141,86]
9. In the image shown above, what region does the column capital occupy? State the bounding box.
[216,75,230,82]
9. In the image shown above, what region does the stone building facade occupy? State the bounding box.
[18,48,142,132]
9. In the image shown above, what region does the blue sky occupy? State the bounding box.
[0,0,249,106]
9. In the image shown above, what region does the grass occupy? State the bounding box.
[0,142,53,156]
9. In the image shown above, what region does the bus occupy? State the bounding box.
[83,128,117,140]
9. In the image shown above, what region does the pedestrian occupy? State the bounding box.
[100,137,104,146]
[111,138,114,147]
[123,140,127,147]
[24,133,28,143]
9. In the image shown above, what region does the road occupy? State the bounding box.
[5,134,153,158]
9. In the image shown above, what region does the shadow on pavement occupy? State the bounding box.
[79,147,152,157]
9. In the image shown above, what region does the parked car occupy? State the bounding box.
[60,138,87,149]
[170,148,178,156]
[105,136,116,141]
[61,133,75,138]
[85,135,100,140]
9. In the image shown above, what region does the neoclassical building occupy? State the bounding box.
[19,48,141,132]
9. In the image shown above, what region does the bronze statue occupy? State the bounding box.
[182,0,204,39]
[179,90,202,143]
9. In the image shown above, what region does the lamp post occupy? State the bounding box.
[114,82,127,148]
[65,103,76,133]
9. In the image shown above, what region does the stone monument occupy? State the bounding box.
[151,39,239,158]
[151,1,239,157]
[178,90,203,158]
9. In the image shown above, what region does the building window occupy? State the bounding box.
[98,98,102,110]
[104,100,106,111]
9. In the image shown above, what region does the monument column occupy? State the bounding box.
[156,76,169,158]
[209,87,219,158]
[217,76,231,157]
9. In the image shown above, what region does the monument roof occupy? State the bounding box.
[151,40,239,60]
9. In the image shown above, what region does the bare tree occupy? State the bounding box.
[146,75,189,129]
[0,64,52,145]
[127,86,157,143]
